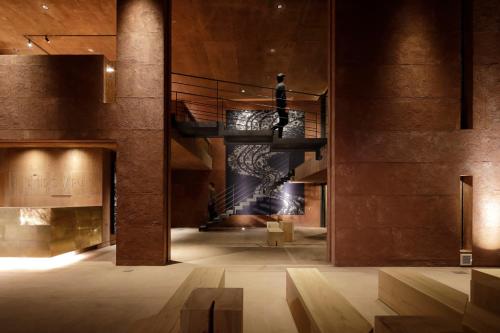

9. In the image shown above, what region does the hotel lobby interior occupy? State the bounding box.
[0,1,499,332]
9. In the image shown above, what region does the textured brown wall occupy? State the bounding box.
[0,0,170,265]
[114,0,168,265]
[333,0,500,266]
[471,0,500,266]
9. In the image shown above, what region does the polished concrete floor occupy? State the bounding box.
[171,226,329,264]
[0,227,471,333]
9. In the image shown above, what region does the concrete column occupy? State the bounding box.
[115,0,170,265]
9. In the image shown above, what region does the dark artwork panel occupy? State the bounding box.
[226,110,305,215]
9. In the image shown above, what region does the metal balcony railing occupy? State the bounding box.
[171,72,327,139]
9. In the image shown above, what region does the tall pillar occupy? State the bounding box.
[327,0,335,264]
[115,0,170,265]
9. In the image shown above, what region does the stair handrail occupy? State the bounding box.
[213,158,292,214]
[213,156,291,204]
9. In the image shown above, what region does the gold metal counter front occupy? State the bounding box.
[0,206,102,257]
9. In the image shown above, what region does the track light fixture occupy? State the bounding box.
[27,39,33,48]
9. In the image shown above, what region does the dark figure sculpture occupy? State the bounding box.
[272,73,288,138]
[208,182,217,220]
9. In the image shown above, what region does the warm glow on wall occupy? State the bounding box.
[476,198,500,250]
[19,208,51,225]
[484,200,500,228]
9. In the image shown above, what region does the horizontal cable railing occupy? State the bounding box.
[172,72,323,98]
[171,72,327,139]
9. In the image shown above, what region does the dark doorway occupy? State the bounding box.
[110,151,117,236]
[460,176,473,251]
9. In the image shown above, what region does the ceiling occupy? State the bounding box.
[0,0,328,94]
[172,0,329,94]
[0,0,116,59]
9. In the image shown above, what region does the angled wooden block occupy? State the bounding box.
[279,221,294,242]
[128,268,225,333]
[462,302,500,333]
[374,316,461,333]
[180,288,243,333]
[470,268,500,316]
[267,228,284,246]
[181,288,216,333]
[378,269,468,332]
[267,221,280,229]
[286,268,372,333]
[214,288,243,333]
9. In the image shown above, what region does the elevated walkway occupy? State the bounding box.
[171,73,328,160]
[174,118,326,159]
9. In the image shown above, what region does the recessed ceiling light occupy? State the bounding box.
[270,48,276,53]
[106,65,115,73]
[277,3,284,9]
[27,40,33,48]
[42,4,49,10]
[241,89,246,93]
[88,48,94,53]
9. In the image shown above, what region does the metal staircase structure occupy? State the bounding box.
[170,73,328,230]
[199,169,294,231]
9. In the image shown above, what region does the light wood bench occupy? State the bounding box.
[181,288,243,333]
[279,220,295,242]
[470,268,500,316]
[128,267,225,333]
[374,316,462,333]
[462,301,500,333]
[286,268,372,333]
[267,221,284,246]
[378,269,468,331]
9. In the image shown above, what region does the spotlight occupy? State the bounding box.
[241,227,246,231]
[106,65,115,73]
[27,39,33,48]
[277,3,284,9]
[88,48,94,53]
[42,4,49,10]
[241,89,246,93]
[270,48,276,53]
[44,35,50,43]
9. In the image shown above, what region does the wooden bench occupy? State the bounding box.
[374,315,462,333]
[181,288,243,333]
[279,220,295,242]
[378,269,469,331]
[470,268,500,316]
[128,267,225,333]
[462,301,500,333]
[286,268,372,333]
[267,221,284,246]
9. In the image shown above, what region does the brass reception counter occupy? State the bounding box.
[0,206,102,257]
